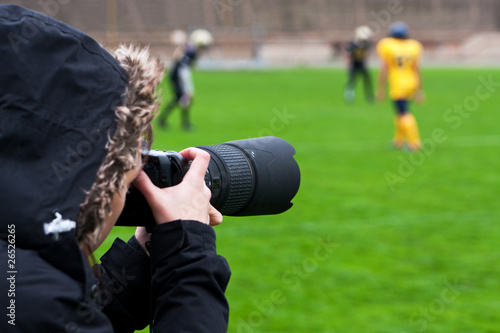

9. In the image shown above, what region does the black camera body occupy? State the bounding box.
[116,137,300,227]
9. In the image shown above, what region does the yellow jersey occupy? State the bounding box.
[376,37,423,100]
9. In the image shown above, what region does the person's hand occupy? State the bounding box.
[414,90,425,104]
[376,87,386,102]
[135,227,151,254]
[133,148,223,226]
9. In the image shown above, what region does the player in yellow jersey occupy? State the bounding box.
[376,22,424,151]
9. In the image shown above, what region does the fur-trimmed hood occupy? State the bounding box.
[0,4,162,259]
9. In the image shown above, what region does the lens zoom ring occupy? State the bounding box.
[203,144,253,215]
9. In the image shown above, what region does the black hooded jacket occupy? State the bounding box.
[0,5,230,332]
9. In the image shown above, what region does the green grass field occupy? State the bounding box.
[96,67,500,333]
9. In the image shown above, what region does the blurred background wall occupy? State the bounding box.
[4,0,500,67]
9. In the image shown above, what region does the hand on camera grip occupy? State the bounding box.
[133,148,222,226]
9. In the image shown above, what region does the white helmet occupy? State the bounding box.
[354,25,373,42]
[170,29,188,46]
[189,29,214,49]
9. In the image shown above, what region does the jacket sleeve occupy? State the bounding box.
[149,220,231,333]
[100,236,152,333]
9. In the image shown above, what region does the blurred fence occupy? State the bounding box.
[3,0,500,66]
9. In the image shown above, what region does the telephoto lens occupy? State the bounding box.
[116,136,300,226]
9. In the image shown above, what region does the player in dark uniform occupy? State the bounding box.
[158,29,213,131]
[344,26,374,103]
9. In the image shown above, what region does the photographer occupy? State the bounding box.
[0,5,230,333]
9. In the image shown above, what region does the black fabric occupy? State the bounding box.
[1,235,148,332]
[0,5,230,332]
[150,220,231,333]
[0,236,114,332]
[0,5,128,251]
[0,222,231,333]
[100,237,152,332]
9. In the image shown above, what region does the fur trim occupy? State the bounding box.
[76,44,164,247]
[114,43,164,106]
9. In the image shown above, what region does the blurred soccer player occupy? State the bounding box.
[158,29,213,131]
[344,26,374,103]
[376,22,424,151]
